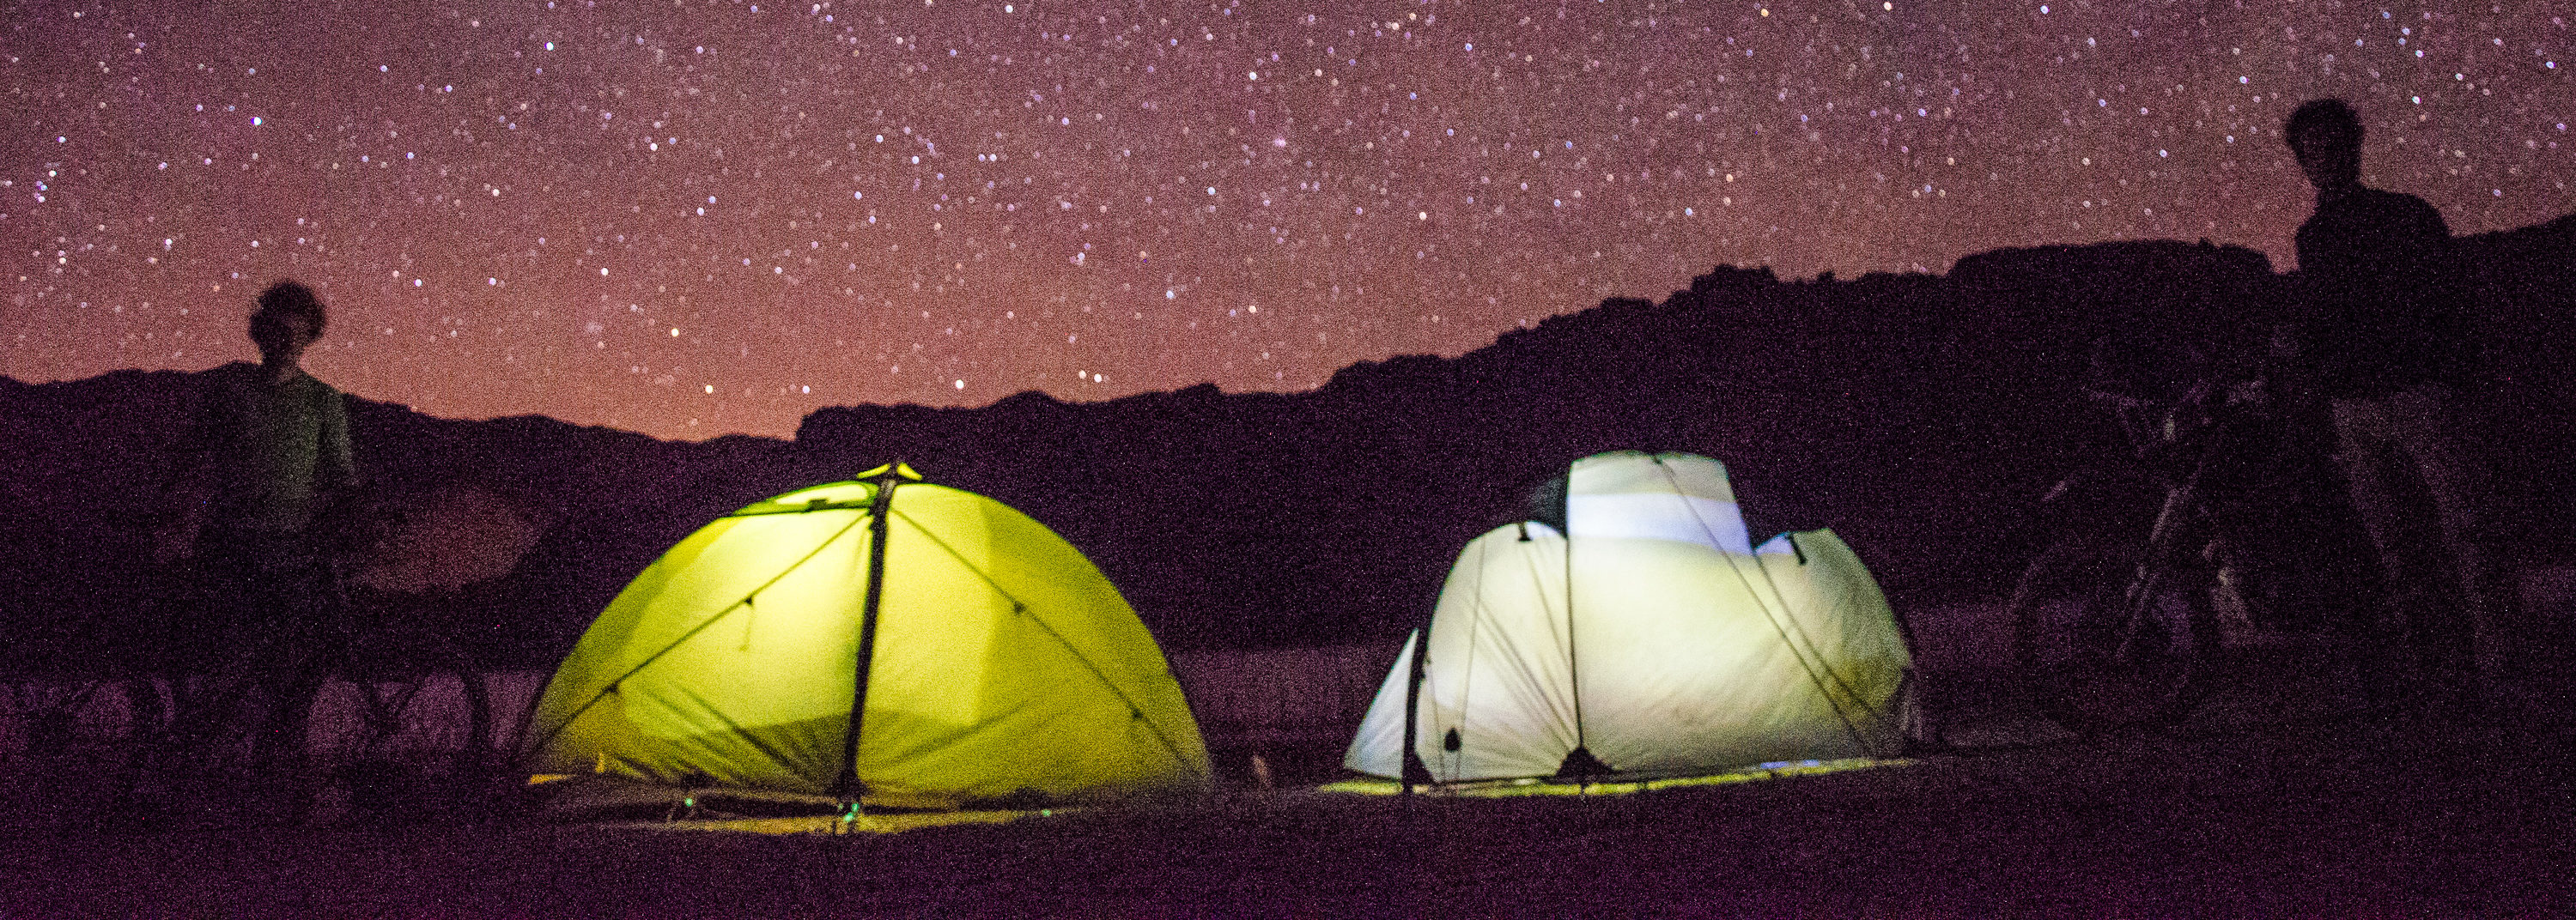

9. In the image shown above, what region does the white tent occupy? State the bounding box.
[1345,451,1916,783]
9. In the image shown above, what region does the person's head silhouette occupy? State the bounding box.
[250,280,327,372]
[2285,98,2364,194]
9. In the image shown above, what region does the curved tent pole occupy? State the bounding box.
[516,510,873,765]
[1742,533,1884,739]
[1650,460,1878,753]
[892,509,1204,777]
[833,464,906,800]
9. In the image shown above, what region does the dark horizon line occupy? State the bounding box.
[9,212,2570,443]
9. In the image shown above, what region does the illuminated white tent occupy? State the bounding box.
[1345,451,1916,783]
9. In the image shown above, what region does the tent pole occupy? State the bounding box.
[1563,480,1593,780]
[1566,517,1583,749]
[1550,463,1614,784]
[834,466,903,802]
[1400,627,1431,793]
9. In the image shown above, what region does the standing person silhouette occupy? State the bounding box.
[2283,98,2510,714]
[154,280,357,657]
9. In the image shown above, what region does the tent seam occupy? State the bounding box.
[519,511,874,764]
[889,507,1204,778]
[1650,461,1880,752]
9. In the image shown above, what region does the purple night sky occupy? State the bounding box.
[5,0,2568,438]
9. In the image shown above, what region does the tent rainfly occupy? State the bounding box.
[1345,451,1917,784]
[519,463,1211,810]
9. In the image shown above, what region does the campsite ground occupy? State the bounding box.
[6,667,2572,918]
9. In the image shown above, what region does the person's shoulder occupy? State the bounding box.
[2296,193,2332,227]
[289,371,348,401]
[2362,187,2451,239]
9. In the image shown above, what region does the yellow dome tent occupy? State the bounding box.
[519,464,1210,811]
[1346,451,1916,784]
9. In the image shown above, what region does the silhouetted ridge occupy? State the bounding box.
[6,218,2571,667]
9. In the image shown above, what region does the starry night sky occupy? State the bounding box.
[5,1,2568,439]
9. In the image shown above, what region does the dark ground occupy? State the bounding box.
[4,646,2571,918]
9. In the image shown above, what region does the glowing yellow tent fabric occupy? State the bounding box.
[1345,451,1915,783]
[520,472,1211,808]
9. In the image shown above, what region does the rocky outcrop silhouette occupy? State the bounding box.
[5,217,2569,668]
